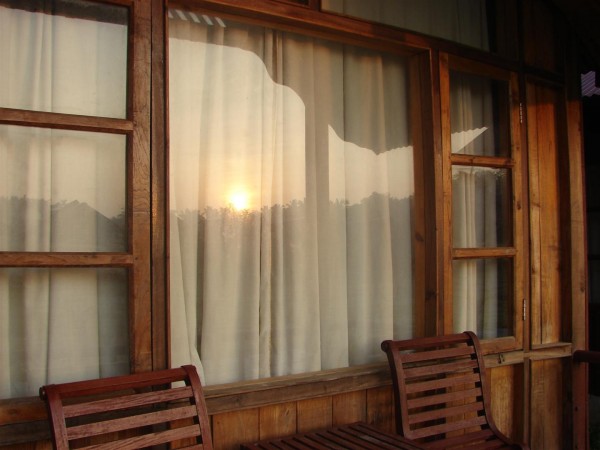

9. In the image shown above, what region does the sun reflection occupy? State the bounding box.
[228,190,250,212]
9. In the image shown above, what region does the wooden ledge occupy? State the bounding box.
[204,363,392,414]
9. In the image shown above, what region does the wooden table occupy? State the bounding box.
[240,421,425,449]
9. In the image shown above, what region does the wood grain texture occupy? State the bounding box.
[530,359,564,450]
[332,390,367,426]
[365,386,395,433]
[212,409,259,450]
[527,82,563,347]
[130,0,153,374]
[297,397,332,433]
[489,364,525,443]
[258,402,296,441]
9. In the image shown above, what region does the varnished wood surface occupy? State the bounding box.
[526,81,563,347]
[240,422,425,450]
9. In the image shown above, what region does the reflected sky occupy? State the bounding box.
[169,41,307,212]
[169,26,415,212]
[328,126,414,204]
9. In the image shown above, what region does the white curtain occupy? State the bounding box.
[0,3,129,398]
[169,15,414,385]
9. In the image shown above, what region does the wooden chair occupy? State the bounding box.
[381,332,529,449]
[39,365,213,450]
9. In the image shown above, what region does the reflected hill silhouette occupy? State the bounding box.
[0,196,125,252]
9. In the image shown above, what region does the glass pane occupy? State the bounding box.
[453,258,513,338]
[321,0,490,51]
[0,267,129,398]
[0,125,127,252]
[169,13,414,384]
[452,166,512,248]
[450,71,510,157]
[0,0,128,118]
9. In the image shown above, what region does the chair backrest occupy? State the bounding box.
[40,365,213,450]
[381,332,526,449]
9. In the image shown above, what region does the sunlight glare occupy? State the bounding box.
[228,190,250,211]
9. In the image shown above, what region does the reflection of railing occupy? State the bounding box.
[573,350,600,364]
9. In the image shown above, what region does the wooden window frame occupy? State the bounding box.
[0,0,153,388]
[439,53,524,352]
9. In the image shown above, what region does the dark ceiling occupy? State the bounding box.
[549,0,600,73]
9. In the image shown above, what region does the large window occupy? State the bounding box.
[0,0,151,399]
[168,11,416,385]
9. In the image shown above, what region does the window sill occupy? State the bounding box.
[203,362,392,414]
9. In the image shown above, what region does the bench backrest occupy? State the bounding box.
[40,365,213,450]
[381,332,527,449]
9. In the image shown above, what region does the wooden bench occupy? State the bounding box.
[381,332,529,449]
[240,421,426,449]
[39,365,213,450]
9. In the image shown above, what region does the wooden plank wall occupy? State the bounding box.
[209,386,395,450]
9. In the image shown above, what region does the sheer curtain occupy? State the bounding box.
[0,3,129,398]
[450,73,508,339]
[169,14,414,385]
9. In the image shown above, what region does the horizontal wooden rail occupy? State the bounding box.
[573,350,600,364]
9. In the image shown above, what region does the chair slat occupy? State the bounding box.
[63,385,194,418]
[408,401,485,425]
[78,425,202,450]
[327,428,389,450]
[67,404,199,439]
[403,359,478,379]
[275,436,319,450]
[401,346,475,364]
[425,429,496,449]
[50,370,189,398]
[410,415,488,440]
[298,433,344,450]
[405,372,480,394]
[407,387,482,409]
[349,423,424,450]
